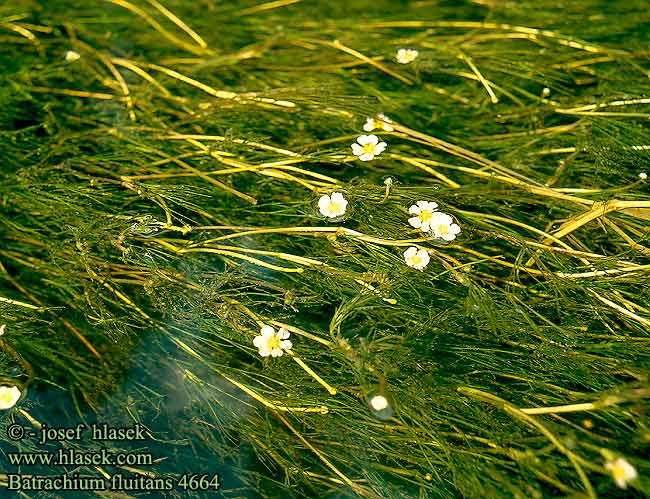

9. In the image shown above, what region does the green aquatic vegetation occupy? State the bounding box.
[1,0,650,497]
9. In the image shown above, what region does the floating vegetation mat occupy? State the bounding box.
[1,0,650,497]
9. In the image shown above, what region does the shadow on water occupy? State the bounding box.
[1,322,263,498]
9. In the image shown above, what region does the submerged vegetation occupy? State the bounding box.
[1,0,650,497]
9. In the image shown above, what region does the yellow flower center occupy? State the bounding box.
[410,255,422,265]
[436,224,450,235]
[362,143,376,154]
[418,210,433,222]
[0,390,17,406]
[328,202,341,213]
[611,465,627,481]
[266,335,281,350]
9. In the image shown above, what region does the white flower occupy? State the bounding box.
[429,212,461,241]
[404,246,430,271]
[605,457,637,489]
[0,324,5,336]
[640,172,648,180]
[369,395,389,411]
[253,325,292,358]
[351,135,387,161]
[408,200,440,232]
[64,50,81,62]
[318,192,348,218]
[0,385,21,410]
[363,113,394,132]
[396,48,419,64]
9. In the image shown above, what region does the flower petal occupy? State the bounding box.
[280,340,293,350]
[320,206,333,217]
[367,135,379,145]
[271,348,283,357]
[431,212,453,225]
[359,153,375,161]
[408,216,422,228]
[356,135,372,145]
[363,118,375,132]
[318,194,331,208]
[0,386,21,410]
[404,246,417,258]
[258,348,271,357]
[331,192,345,203]
[277,328,290,340]
[375,141,387,153]
[408,204,421,215]
[260,325,274,337]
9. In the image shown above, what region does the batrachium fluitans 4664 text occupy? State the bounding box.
[6,473,221,492]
